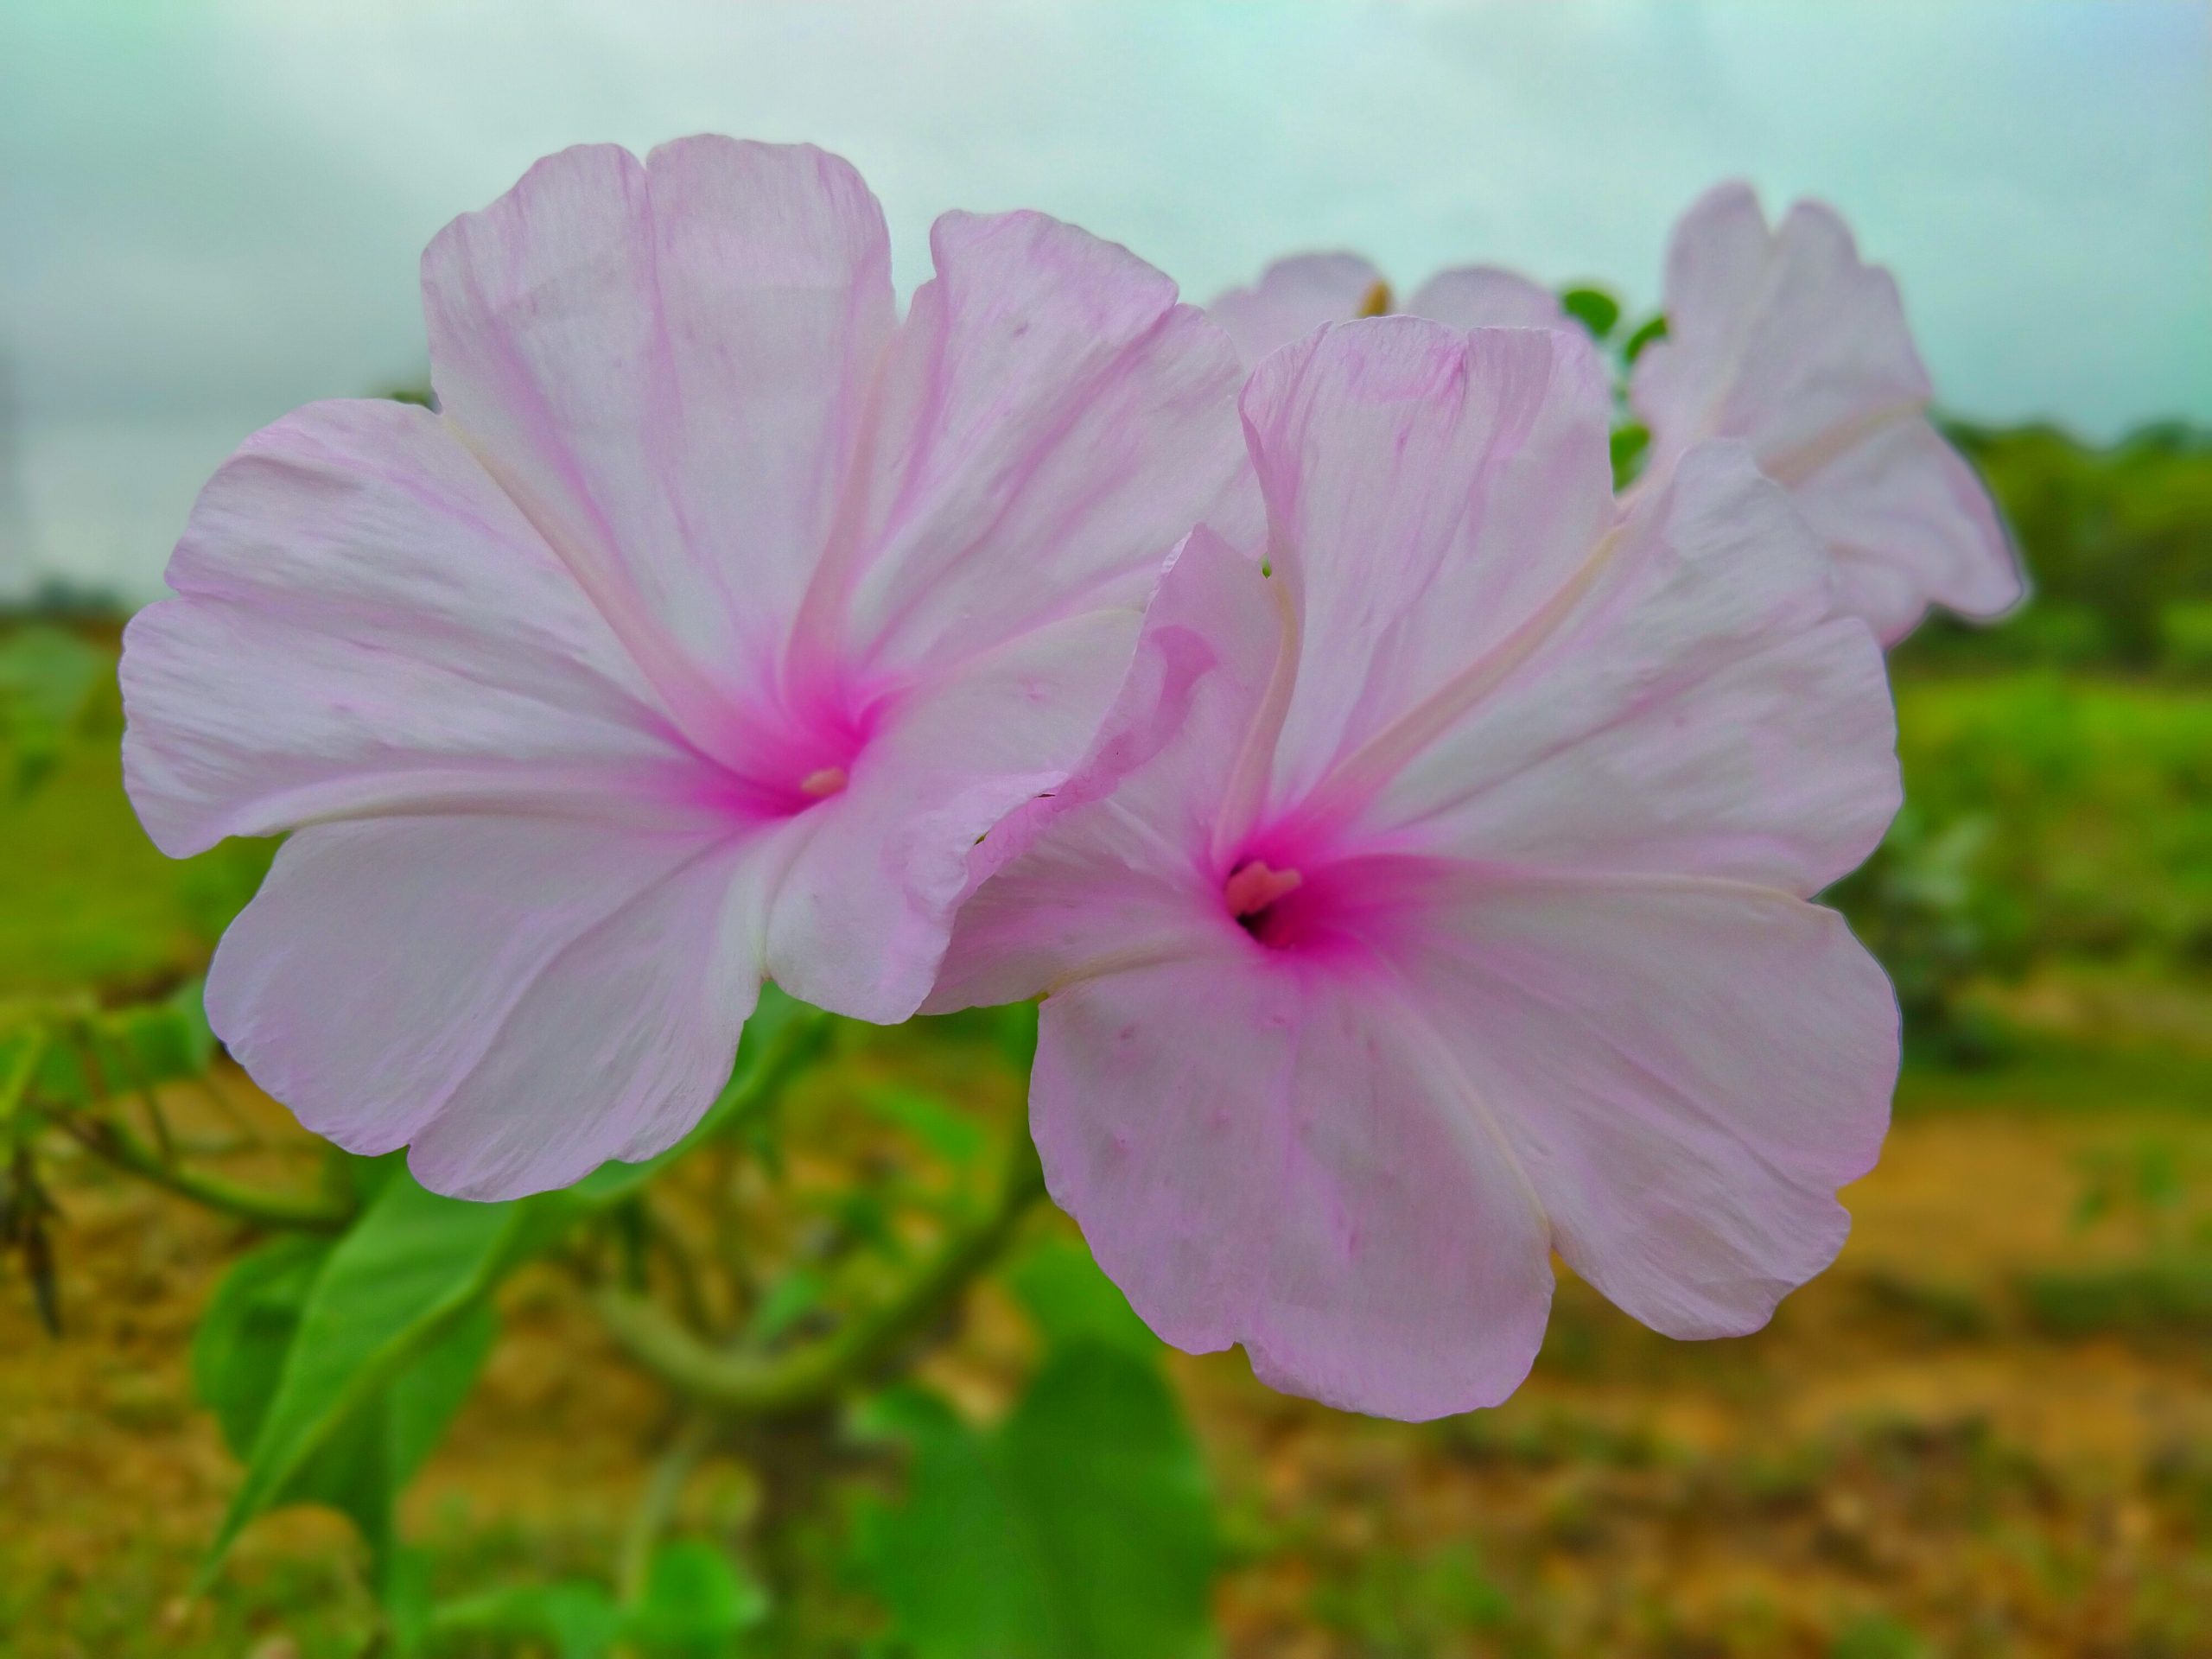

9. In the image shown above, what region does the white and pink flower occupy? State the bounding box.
[1633,183,2024,643]
[122,137,1248,1198]
[931,321,1903,1419]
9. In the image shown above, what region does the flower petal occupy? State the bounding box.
[834,210,1251,676]
[121,399,696,859]
[926,528,1284,1014]
[1238,320,1614,809]
[1404,266,1564,331]
[421,137,895,743]
[1632,183,2020,640]
[1790,414,2022,644]
[1629,181,1789,442]
[766,607,1147,1024]
[1209,252,1389,365]
[1033,951,1555,1420]
[1389,866,1897,1339]
[207,816,777,1200]
[1365,442,1900,894]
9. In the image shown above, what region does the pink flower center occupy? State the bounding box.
[680,670,876,823]
[1224,859,1304,919]
[1221,841,1405,964]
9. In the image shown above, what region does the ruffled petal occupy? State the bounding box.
[1790,414,2022,644]
[120,399,697,859]
[1363,442,1900,895]
[421,137,895,747]
[1627,181,1779,444]
[1405,266,1563,331]
[1237,320,1615,808]
[926,529,1284,1014]
[1033,951,1555,1420]
[833,210,1250,676]
[206,817,779,1200]
[1387,865,1897,1339]
[1208,252,1389,366]
[1632,183,2020,640]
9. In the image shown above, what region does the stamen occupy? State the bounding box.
[1224,860,1303,918]
[798,766,849,798]
[1356,279,1393,318]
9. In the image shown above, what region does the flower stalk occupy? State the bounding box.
[63,1115,353,1234]
[595,1126,1046,1419]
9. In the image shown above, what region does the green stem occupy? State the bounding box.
[65,1117,353,1234]
[597,1131,1046,1418]
[617,1415,715,1605]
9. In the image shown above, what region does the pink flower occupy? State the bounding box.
[1210,252,1562,366]
[120,137,1247,1199]
[931,320,1903,1420]
[1632,183,2024,644]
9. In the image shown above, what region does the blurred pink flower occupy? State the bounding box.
[1632,183,2024,643]
[1210,252,1562,366]
[931,320,1902,1420]
[121,137,1247,1200]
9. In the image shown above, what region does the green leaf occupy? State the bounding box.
[1610,422,1652,490]
[193,992,831,1586]
[192,1234,332,1457]
[339,1147,414,1208]
[1621,311,1669,365]
[95,977,219,1089]
[192,1224,499,1590]
[1558,285,1621,340]
[291,1302,498,1583]
[424,1547,766,1659]
[1005,1239,1159,1360]
[856,1342,1217,1659]
[743,1265,831,1346]
[853,1083,988,1167]
[627,1540,770,1656]
[18,980,220,1105]
[430,1580,625,1659]
[200,1171,533,1581]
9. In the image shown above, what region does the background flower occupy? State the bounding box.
[1631,182,2026,644]
[1209,252,1563,367]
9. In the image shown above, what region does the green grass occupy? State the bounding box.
[1891,672,2212,973]
[0,636,271,1000]
[0,733,269,999]
[2018,1255,2212,1344]
[1896,1033,2212,1119]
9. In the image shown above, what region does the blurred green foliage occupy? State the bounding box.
[0,624,106,796]
[1914,419,2212,673]
[0,639,272,997]
[1827,675,2212,1054]
[855,1340,1216,1659]
[1885,676,2211,971]
[415,1539,769,1659]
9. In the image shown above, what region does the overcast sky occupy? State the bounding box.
[4,0,2207,601]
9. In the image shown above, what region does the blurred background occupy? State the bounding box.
[3,3,2207,1656]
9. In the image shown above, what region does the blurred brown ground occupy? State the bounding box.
[3,1040,2205,1659]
